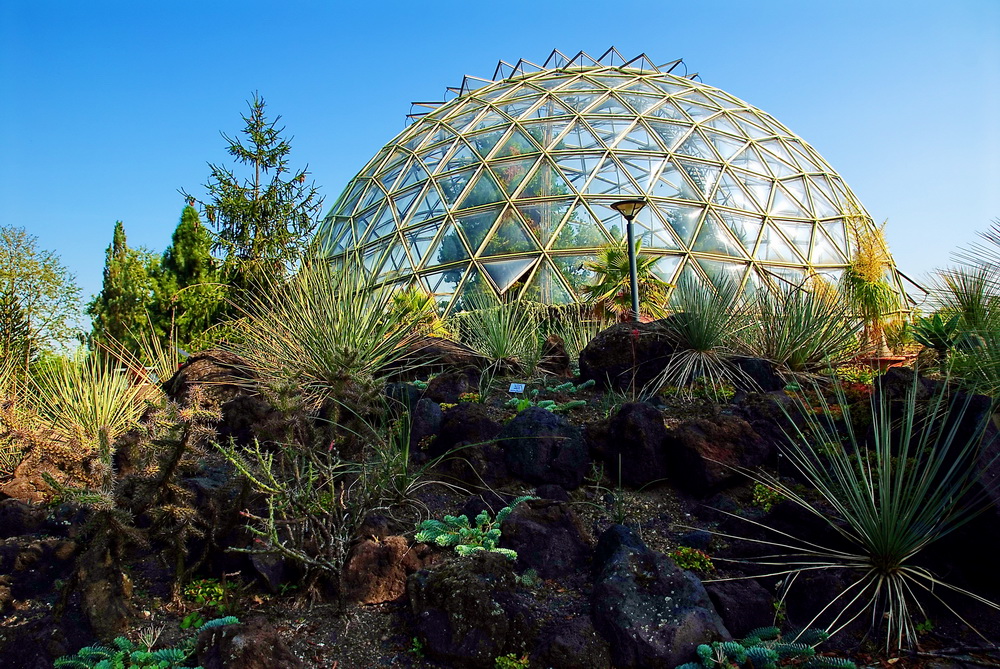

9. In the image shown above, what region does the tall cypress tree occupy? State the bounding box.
[156,205,226,349]
[88,221,162,353]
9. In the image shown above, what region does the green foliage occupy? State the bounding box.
[88,221,165,354]
[414,496,534,560]
[679,628,844,669]
[839,215,901,353]
[545,379,595,393]
[505,390,587,414]
[155,205,227,352]
[668,546,714,573]
[185,93,323,302]
[495,653,530,668]
[911,313,978,362]
[409,637,425,658]
[0,225,82,352]
[450,293,544,376]
[751,483,785,513]
[581,238,671,321]
[738,373,1000,649]
[54,617,239,668]
[830,364,878,385]
[0,289,33,374]
[516,568,542,588]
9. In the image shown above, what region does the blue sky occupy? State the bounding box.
[1,0,998,302]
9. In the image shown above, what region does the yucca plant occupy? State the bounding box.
[739,284,859,373]
[232,252,426,403]
[652,274,752,398]
[717,371,1000,651]
[450,292,543,376]
[581,238,671,321]
[840,215,901,354]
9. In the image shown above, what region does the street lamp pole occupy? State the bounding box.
[610,199,647,322]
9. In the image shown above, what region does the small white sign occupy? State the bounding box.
[508,383,526,393]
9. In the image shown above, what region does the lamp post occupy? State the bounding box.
[610,198,647,322]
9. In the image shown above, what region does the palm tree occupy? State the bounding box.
[581,239,671,321]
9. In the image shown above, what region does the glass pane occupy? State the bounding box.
[497,99,537,120]
[428,222,470,267]
[436,168,477,206]
[675,130,716,160]
[810,227,847,264]
[522,119,570,150]
[552,254,597,295]
[773,219,813,258]
[519,199,572,247]
[397,162,429,190]
[807,178,840,218]
[588,118,633,147]
[730,146,770,177]
[454,205,502,253]
[466,128,508,157]
[491,156,539,195]
[617,123,659,152]
[659,202,705,247]
[493,127,540,158]
[650,254,682,284]
[521,159,572,199]
[756,225,802,263]
[443,142,480,173]
[558,92,604,112]
[404,225,439,267]
[554,153,603,190]
[588,96,632,115]
[732,169,772,211]
[651,163,697,200]
[552,120,601,150]
[522,262,573,304]
[619,93,660,115]
[716,210,763,252]
[703,113,744,137]
[621,155,665,193]
[692,216,747,257]
[697,258,748,289]
[585,157,638,196]
[704,130,745,161]
[645,100,687,121]
[678,160,721,199]
[469,111,508,132]
[769,186,810,217]
[524,96,572,118]
[421,265,467,313]
[408,185,447,224]
[552,202,609,250]
[482,257,537,293]
[392,185,423,222]
[482,208,537,256]
[713,172,756,212]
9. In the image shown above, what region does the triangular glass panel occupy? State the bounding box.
[421,265,467,311]
[338,180,367,215]
[397,162,429,190]
[785,139,824,173]
[758,140,800,175]
[822,221,849,255]
[551,254,598,295]
[418,143,451,174]
[355,182,385,213]
[679,90,715,106]
[383,241,412,278]
[360,148,392,178]
[717,210,764,252]
[675,130,716,160]
[647,120,688,151]
[763,265,807,289]
[676,101,717,123]
[651,254,682,284]
[404,225,439,268]
[620,155,665,194]
[588,95,632,115]
[712,171,756,212]
[469,111,509,133]
[554,153,604,190]
[482,208,538,256]
[454,206,502,254]
[645,100,687,121]
[733,116,771,140]
[358,204,392,242]
[491,156,539,195]
[428,223,470,267]
[551,202,609,250]
[436,168,477,206]
[651,162,698,201]
[466,128,507,157]
[692,215,748,257]
[560,78,601,92]
[703,113,744,137]
[703,130,745,162]
[552,120,602,150]
[756,224,803,263]
[769,186,810,217]
[423,124,457,148]
[523,96,572,119]
[628,207,680,251]
[672,261,711,297]
[443,142,480,173]
[445,107,484,133]
[623,80,662,95]
[478,83,514,102]
[531,75,575,92]
[705,91,745,111]
[482,257,537,293]
[678,160,721,199]
[497,99,538,120]
[522,262,573,304]
[649,79,689,96]
[518,199,572,247]
[732,169,772,212]
[618,93,661,115]
[730,146,770,176]
[408,185,447,225]
[391,185,423,222]
[520,119,570,150]
[590,74,633,88]
[378,159,408,192]
[521,159,573,199]
[697,257,749,290]
[773,219,813,258]
[617,123,659,152]
[659,202,705,248]
[403,128,432,151]
[588,118,633,147]
[585,156,638,196]
[492,127,540,158]
[457,169,505,209]
[807,178,840,218]
[558,92,604,112]
[362,239,392,274]
[782,176,810,208]
[810,227,847,265]
[503,83,542,100]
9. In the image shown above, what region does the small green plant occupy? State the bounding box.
[752,483,785,513]
[411,379,429,390]
[54,617,239,668]
[669,546,715,573]
[409,636,426,658]
[495,652,530,668]
[414,496,535,560]
[516,568,543,589]
[915,618,933,635]
[457,391,482,403]
[505,389,587,414]
[831,364,878,385]
[545,379,595,394]
[675,627,853,669]
[183,578,229,614]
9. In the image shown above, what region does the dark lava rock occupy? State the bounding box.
[342,536,436,605]
[500,499,593,581]
[538,334,573,378]
[386,335,490,380]
[663,414,771,496]
[706,580,775,639]
[500,407,588,490]
[579,320,676,392]
[425,368,482,404]
[409,398,442,455]
[0,499,47,538]
[678,530,712,551]
[384,381,423,413]
[163,349,254,409]
[2,537,77,601]
[534,484,570,502]
[531,615,612,669]
[432,403,501,459]
[591,525,730,667]
[408,552,528,668]
[595,402,670,488]
[0,605,92,669]
[731,356,785,392]
[196,618,304,669]
[249,553,293,594]
[460,492,519,522]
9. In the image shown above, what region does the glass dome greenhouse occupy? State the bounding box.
[317,48,906,314]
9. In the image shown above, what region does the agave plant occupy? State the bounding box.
[581,238,671,321]
[717,371,999,650]
[449,291,543,376]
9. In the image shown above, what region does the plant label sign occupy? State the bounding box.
[508,383,526,394]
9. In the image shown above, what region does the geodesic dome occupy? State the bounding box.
[317,48,905,314]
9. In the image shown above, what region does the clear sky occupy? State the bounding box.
[2,0,998,303]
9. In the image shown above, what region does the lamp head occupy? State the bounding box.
[610,198,647,221]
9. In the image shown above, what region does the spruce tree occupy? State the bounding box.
[156,205,226,349]
[0,289,33,371]
[88,221,162,353]
[184,93,323,304]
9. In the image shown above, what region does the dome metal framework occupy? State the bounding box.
[317,48,905,314]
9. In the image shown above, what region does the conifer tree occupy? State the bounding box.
[184,93,323,303]
[88,221,162,353]
[0,290,33,371]
[156,204,226,349]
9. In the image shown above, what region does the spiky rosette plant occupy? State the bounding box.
[415,496,534,560]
